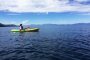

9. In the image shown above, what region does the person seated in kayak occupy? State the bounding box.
[19,24,23,31]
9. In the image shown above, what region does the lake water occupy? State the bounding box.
[0,25,90,60]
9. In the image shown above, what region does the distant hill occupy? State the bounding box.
[0,23,17,27]
[0,23,5,27]
[26,23,90,27]
[1,23,90,27]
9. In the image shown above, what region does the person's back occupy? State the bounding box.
[20,24,23,30]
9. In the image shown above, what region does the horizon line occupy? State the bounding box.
[1,22,90,25]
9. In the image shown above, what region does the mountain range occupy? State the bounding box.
[0,23,16,27]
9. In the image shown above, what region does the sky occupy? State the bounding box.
[0,0,90,25]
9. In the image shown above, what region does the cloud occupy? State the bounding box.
[0,0,90,13]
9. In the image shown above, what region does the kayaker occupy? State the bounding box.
[19,24,23,31]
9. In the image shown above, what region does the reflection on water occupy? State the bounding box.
[0,26,90,60]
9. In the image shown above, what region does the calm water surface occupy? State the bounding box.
[0,25,90,60]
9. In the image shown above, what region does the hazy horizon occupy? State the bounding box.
[1,22,90,25]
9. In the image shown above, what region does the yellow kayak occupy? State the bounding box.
[11,28,39,32]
